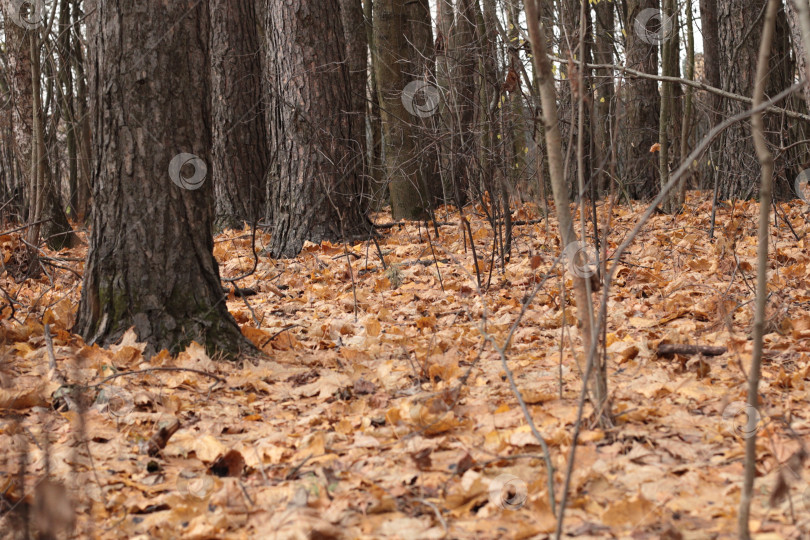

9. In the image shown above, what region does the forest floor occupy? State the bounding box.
[2,193,810,539]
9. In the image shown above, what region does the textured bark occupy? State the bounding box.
[435,0,453,92]
[265,0,368,256]
[406,0,435,79]
[698,0,721,193]
[659,0,676,212]
[446,0,478,203]
[339,0,370,212]
[716,0,793,200]
[678,0,696,205]
[786,0,810,110]
[57,0,78,219]
[363,0,384,205]
[406,0,442,204]
[699,0,722,128]
[593,0,615,196]
[435,0,454,202]
[210,0,268,228]
[76,0,249,358]
[73,0,93,221]
[2,2,34,217]
[374,0,429,220]
[0,73,24,222]
[476,0,501,191]
[619,0,661,199]
[506,1,532,200]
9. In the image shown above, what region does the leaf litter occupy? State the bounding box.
[1,195,810,538]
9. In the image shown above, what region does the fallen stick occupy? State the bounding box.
[147,418,181,456]
[657,343,727,357]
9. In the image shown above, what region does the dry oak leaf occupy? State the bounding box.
[601,492,658,527]
[165,432,228,463]
[0,384,50,409]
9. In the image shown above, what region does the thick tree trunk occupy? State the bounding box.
[506,1,532,201]
[75,0,249,357]
[446,0,478,203]
[374,0,429,220]
[57,0,78,220]
[698,0,721,193]
[435,0,454,203]
[699,0,722,123]
[659,0,676,212]
[73,0,92,221]
[363,0,385,207]
[210,0,268,228]
[2,4,32,189]
[406,0,442,205]
[716,0,793,200]
[265,0,368,256]
[593,0,614,196]
[2,2,35,221]
[339,0,370,212]
[678,0,696,205]
[619,0,661,199]
[785,0,810,110]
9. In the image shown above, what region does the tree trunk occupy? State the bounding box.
[73,0,92,221]
[678,0,695,206]
[406,0,442,205]
[716,0,793,200]
[699,0,722,124]
[506,1,532,201]
[619,0,661,199]
[57,0,78,220]
[27,26,75,250]
[560,0,593,198]
[363,0,385,207]
[524,0,608,422]
[435,0,454,203]
[265,0,369,256]
[659,0,676,212]
[210,0,269,229]
[593,0,615,197]
[786,0,810,110]
[446,0,478,204]
[340,0,370,213]
[374,0,429,220]
[75,0,249,358]
[2,2,35,219]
